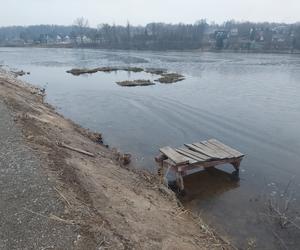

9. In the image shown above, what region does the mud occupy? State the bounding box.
[116,79,155,87]
[67,66,185,84]
[156,73,185,84]
[66,66,143,76]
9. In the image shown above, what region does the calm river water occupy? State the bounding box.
[1,48,300,249]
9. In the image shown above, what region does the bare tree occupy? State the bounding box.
[73,17,89,44]
[126,21,131,43]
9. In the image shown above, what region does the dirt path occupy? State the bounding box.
[0,70,231,250]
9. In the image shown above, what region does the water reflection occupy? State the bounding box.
[180,167,240,202]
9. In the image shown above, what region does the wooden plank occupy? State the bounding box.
[160,146,189,165]
[208,139,244,158]
[57,142,95,157]
[177,147,211,161]
[162,159,193,172]
[178,147,209,161]
[206,140,235,158]
[180,157,243,171]
[175,148,206,163]
[174,150,198,164]
[184,143,216,158]
[163,158,178,168]
[199,141,231,159]
[196,142,226,158]
[184,157,198,164]
[185,143,221,159]
[202,140,232,158]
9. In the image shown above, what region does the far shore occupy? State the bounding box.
[1,44,300,55]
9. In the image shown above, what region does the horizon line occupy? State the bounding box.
[1,19,300,29]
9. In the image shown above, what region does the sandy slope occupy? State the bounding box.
[0,70,230,250]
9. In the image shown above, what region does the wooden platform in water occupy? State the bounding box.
[155,139,245,192]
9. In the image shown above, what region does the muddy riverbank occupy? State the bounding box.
[0,69,231,249]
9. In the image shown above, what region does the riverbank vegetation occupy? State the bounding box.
[1,19,300,52]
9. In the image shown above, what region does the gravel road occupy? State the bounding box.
[0,101,78,250]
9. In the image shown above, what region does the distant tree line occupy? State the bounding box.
[71,18,208,50]
[0,18,300,51]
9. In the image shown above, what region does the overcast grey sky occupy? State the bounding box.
[0,0,299,27]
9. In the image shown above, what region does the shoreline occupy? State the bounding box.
[1,45,300,55]
[0,69,232,249]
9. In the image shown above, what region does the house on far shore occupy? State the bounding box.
[75,35,92,44]
[56,35,62,44]
[63,36,71,44]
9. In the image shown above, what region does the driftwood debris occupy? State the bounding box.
[116,152,132,166]
[57,142,95,157]
[12,70,30,77]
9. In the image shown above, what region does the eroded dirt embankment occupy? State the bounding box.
[0,70,230,250]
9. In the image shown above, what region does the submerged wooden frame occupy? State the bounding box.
[155,139,245,192]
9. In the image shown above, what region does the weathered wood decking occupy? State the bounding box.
[155,139,244,192]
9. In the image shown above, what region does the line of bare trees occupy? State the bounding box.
[70,18,208,50]
[0,18,300,51]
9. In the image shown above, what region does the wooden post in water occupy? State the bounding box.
[176,171,184,192]
[231,159,241,173]
[155,154,167,184]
